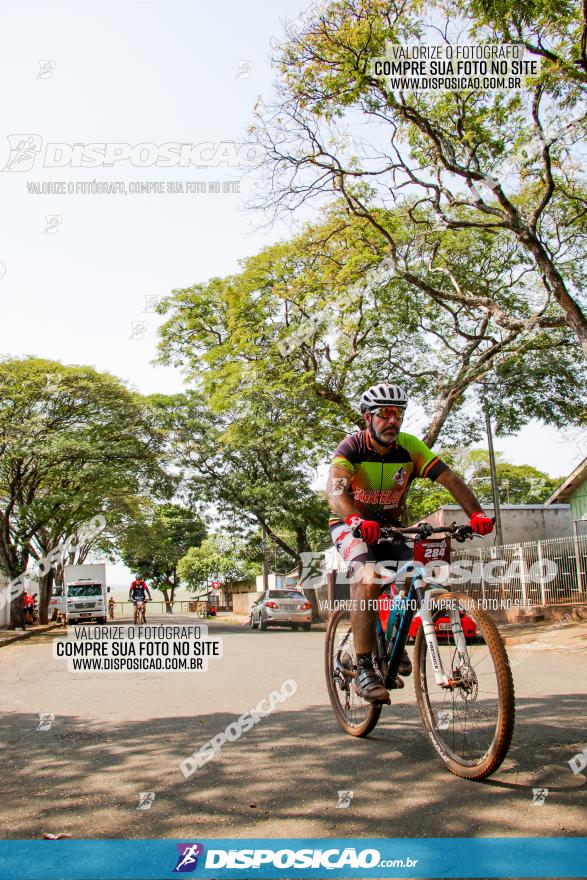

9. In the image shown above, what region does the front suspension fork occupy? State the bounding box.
[418,590,470,688]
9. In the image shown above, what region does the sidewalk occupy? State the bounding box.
[217,612,585,644]
[218,612,328,631]
[0,621,63,649]
[497,616,587,647]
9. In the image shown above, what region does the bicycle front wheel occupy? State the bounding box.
[324,610,381,737]
[413,591,514,780]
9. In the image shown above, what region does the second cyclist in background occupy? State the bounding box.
[129,576,152,624]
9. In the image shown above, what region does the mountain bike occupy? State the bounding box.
[134,600,146,625]
[325,522,515,780]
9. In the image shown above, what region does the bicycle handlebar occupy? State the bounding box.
[353,517,496,544]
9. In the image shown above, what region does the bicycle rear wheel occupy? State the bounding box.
[325,609,381,737]
[413,591,514,780]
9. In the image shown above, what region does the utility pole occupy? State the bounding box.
[262,522,269,591]
[483,397,504,547]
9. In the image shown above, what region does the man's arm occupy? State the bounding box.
[435,468,484,517]
[325,466,360,521]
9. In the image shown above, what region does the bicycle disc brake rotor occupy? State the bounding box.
[452,662,479,700]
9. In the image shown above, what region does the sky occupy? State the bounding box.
[1,1,583,587]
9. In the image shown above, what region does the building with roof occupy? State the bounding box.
[545,456,587,529]
[414,503,572,545]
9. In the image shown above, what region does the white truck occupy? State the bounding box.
[48,585,66,620]
[64,564,109,624]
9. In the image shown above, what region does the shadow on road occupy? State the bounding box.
[0,693,585,839]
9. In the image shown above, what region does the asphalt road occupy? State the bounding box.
[0,614,585,840]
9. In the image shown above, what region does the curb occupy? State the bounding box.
[501,633,544,646]
[0,622,63,649]
[498,619,586,647]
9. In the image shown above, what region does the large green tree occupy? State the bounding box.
[252,0,587,356]
[117,502,207,612]
[147,390,330,567]
[406,448,563,521]
[156,206,585,455]
[0,358,171,626]
[177,535,260,596]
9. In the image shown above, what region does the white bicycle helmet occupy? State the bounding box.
[359,382,408,413]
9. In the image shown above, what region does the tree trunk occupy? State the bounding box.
[2,546,28,630]
[6,554,28,630]
[518,231,587,361]
[169,569,177,613]
[422,388,463,448]
[38,569,54,625]
[259,517,299,564]
[8,581,26,630]
[295,524,320,622]
[160,586,173,614]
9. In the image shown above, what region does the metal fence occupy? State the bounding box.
[108,600,199,620]
[450,534,587,606]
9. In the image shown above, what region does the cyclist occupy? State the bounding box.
[325,382,493,704]
[129,576,152,624]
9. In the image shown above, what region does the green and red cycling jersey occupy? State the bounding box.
[329,429,448,528]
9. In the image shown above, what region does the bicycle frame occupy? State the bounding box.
[379,559,469,690]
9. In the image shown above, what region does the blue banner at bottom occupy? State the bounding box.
[0,838,585,879]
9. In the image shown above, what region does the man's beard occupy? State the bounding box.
[369,421,397,447]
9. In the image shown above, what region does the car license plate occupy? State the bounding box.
[80,612,92,617]
[438,622,451,631]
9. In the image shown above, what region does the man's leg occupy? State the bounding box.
[331,525,389,704]
[377,543,413,677]
[349,562,379,654]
